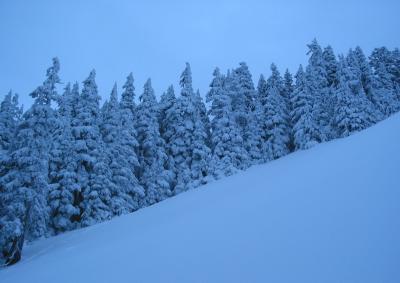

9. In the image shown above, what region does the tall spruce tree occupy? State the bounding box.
[291,65,321,150]
[48,83,81,233]
[158,85,177,190]
[0,91,22,157]
[195,89,212,148]
[260,64,290,161]
[136,79,171,205]
[158,85,176,137]
[71,70,113,227]
[207,68,249,178]
[333,55,379,137]
[283,69,295,151]
[0,91,23,264]
[369,47,400,115]
[232,62,263,163]
[0,58,60,265]
[283,69,294,110]
[119,73,144,205]
[306,39,333,141]
[101,83,143,215]
[322,45,339,87]
[166,63,211,193]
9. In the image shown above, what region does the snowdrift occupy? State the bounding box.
[1,114,400,283]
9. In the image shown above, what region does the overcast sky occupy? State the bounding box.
[1,0,399,107]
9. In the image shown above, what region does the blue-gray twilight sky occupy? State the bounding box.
[1,0,399,107]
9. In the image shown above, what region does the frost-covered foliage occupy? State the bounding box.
[0,91,22,155]
[322,45,339,88]
[101,84,144,215]
[291,65,321,150]
[136,79,171,205]
[165,63,211,193]
[1,41,400,266]
[0,92,23,264]
[71,70,113,227]
[207,68,249,178]
[231,63,263,164]
[333,56,380,137]
[369,47,400,116]
[260,64,290,161]
[282,70,295,151]
[0,58,60,265]
[48,83,80,233]
[158,85,177,189]
[119,73,144,204]
[306,39,333,141]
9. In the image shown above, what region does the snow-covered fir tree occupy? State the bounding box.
[71,70,113,227]
[231,62,263,163]
[291,65,321,150]
[333,55,380,137]
[158,85,176,138]
[345,48,384,121]
[119,73,144,206]
[101,83,143,215]
[306,39,333,141]
[0,58,60,266]
[207,68,249,178]
[194,89,212,148]
[0,91,22,183]
[369,47,400,115]
[322,45,339,87]
[48,83,81,233]
[0,91,22,157]
[136,79,171,205]
[0,91,23,264]
[283,69,294,111]
[166,63,211,193]
[158,85,177,190]
[282,69,294,150]
[259,64,290,161]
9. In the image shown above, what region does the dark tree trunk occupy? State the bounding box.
[4,234,24,266]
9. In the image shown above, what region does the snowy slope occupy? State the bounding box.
[1,114,400,283]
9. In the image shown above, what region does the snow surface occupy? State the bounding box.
[1,113,400,283]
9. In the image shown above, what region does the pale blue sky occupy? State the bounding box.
[1,0,399,107]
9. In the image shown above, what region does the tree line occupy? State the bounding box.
[1,40,399,265]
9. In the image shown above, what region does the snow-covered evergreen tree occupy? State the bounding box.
[158,85,177,190]
[0,91,22,156]
[207,68,249,178]
[194,89,212,148]
[71,70,113,227]
[306,39,333,141]
[158,85,176,138]
[47,83,81,233]
[322,45,339,87]
[350,47,375,100]
[282,69,295,151]
[369,47,400,115]
[136,79,171,205]
[119,73,144,206]
[283,69,294,110]
[333,56,379,137]
[166,63,211,193]
[291,65,321,150]
[101,83,143,215]
[0,58,60,264]
[231,62,263,163]
[0,91,23,264]
[260,64,290,161]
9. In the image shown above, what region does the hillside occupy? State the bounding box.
[1,113,400,283]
